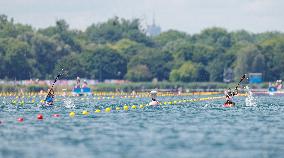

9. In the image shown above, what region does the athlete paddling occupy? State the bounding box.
[224,88,238,107]
[224,74,246,107]
[44,69,65,106]
[149,90,159,106]
[45,88,55,105]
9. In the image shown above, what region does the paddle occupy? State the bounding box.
[234,74,246,91]
[45,69,65,102]
[226,74,246,99]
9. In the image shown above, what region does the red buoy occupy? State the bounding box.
[18,117,24,122]
[37,114,43,120]
[52,114,60,117]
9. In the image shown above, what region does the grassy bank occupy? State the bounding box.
[0,82,269,92]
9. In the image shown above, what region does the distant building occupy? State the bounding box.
[146,18,161,37]
[249,73,262,84]
[223,68,233,83]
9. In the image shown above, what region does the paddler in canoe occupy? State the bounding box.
[149,90,159,106]
[224,88,238,107]
[224,74,246,107]
[44,69,65,106]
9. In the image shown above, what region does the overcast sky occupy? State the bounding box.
[0,0,283,34]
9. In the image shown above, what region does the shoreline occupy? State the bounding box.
[0,81,270,92]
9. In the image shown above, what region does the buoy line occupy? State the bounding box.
[0,94,247,123]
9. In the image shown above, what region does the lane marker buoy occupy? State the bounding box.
[52,114,60,117]
[37,114,43,120]
[105,107,111,112]
[82,110,89,115]
[18,117,24,122]
[123,105,129,111]
[69,112,75,117]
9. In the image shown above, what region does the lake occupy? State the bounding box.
[0,94,283,158]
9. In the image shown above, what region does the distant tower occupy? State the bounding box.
[146,16,161,37]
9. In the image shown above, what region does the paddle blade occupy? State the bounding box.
[239,74,246,83]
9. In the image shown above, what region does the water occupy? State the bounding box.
[0,95,284,158]
[62,97,75,109]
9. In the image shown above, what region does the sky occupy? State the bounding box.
[0,0,283,34]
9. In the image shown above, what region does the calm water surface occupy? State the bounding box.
[0,95,283,158]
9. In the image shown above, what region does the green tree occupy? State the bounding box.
[82,46,127,81]
[260,36,284,80]
[0,14,32,38]
[196,64,210,81]
[125,65,152,81]
[0,40,7,78]
[31,34,70,79]
[169,62,200,82]
[1,14,284,82]
[0,14,17,38]
[54,54,86,79]
[128,49,173,81]
[191,44,217,65]
[86,17,124,43]
[207,53,235,82]
[251,53,266,73]
[195,27,232,48]
[86,17,153,46]
[154,30,188,46]
[38,19,81,53]
[234,45,260,80]
[230,30,254,44]
[108,38,145,61]
[1,38,34,79]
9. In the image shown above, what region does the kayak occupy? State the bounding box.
[39,103,53,108]
[149,101,159,106]
[224,102,235,107]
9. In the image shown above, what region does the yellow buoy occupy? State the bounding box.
[116,107,121,110]
[139,105,144,109]
[95,109,101,113]
[131,105,137,109]
[123,105,129,111]
[69,112,75,117]
[82,110,89,115]
[105,107,111,113]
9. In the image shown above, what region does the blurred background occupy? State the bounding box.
[0,0,283,92]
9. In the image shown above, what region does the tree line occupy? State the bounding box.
[0,14,284,82]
